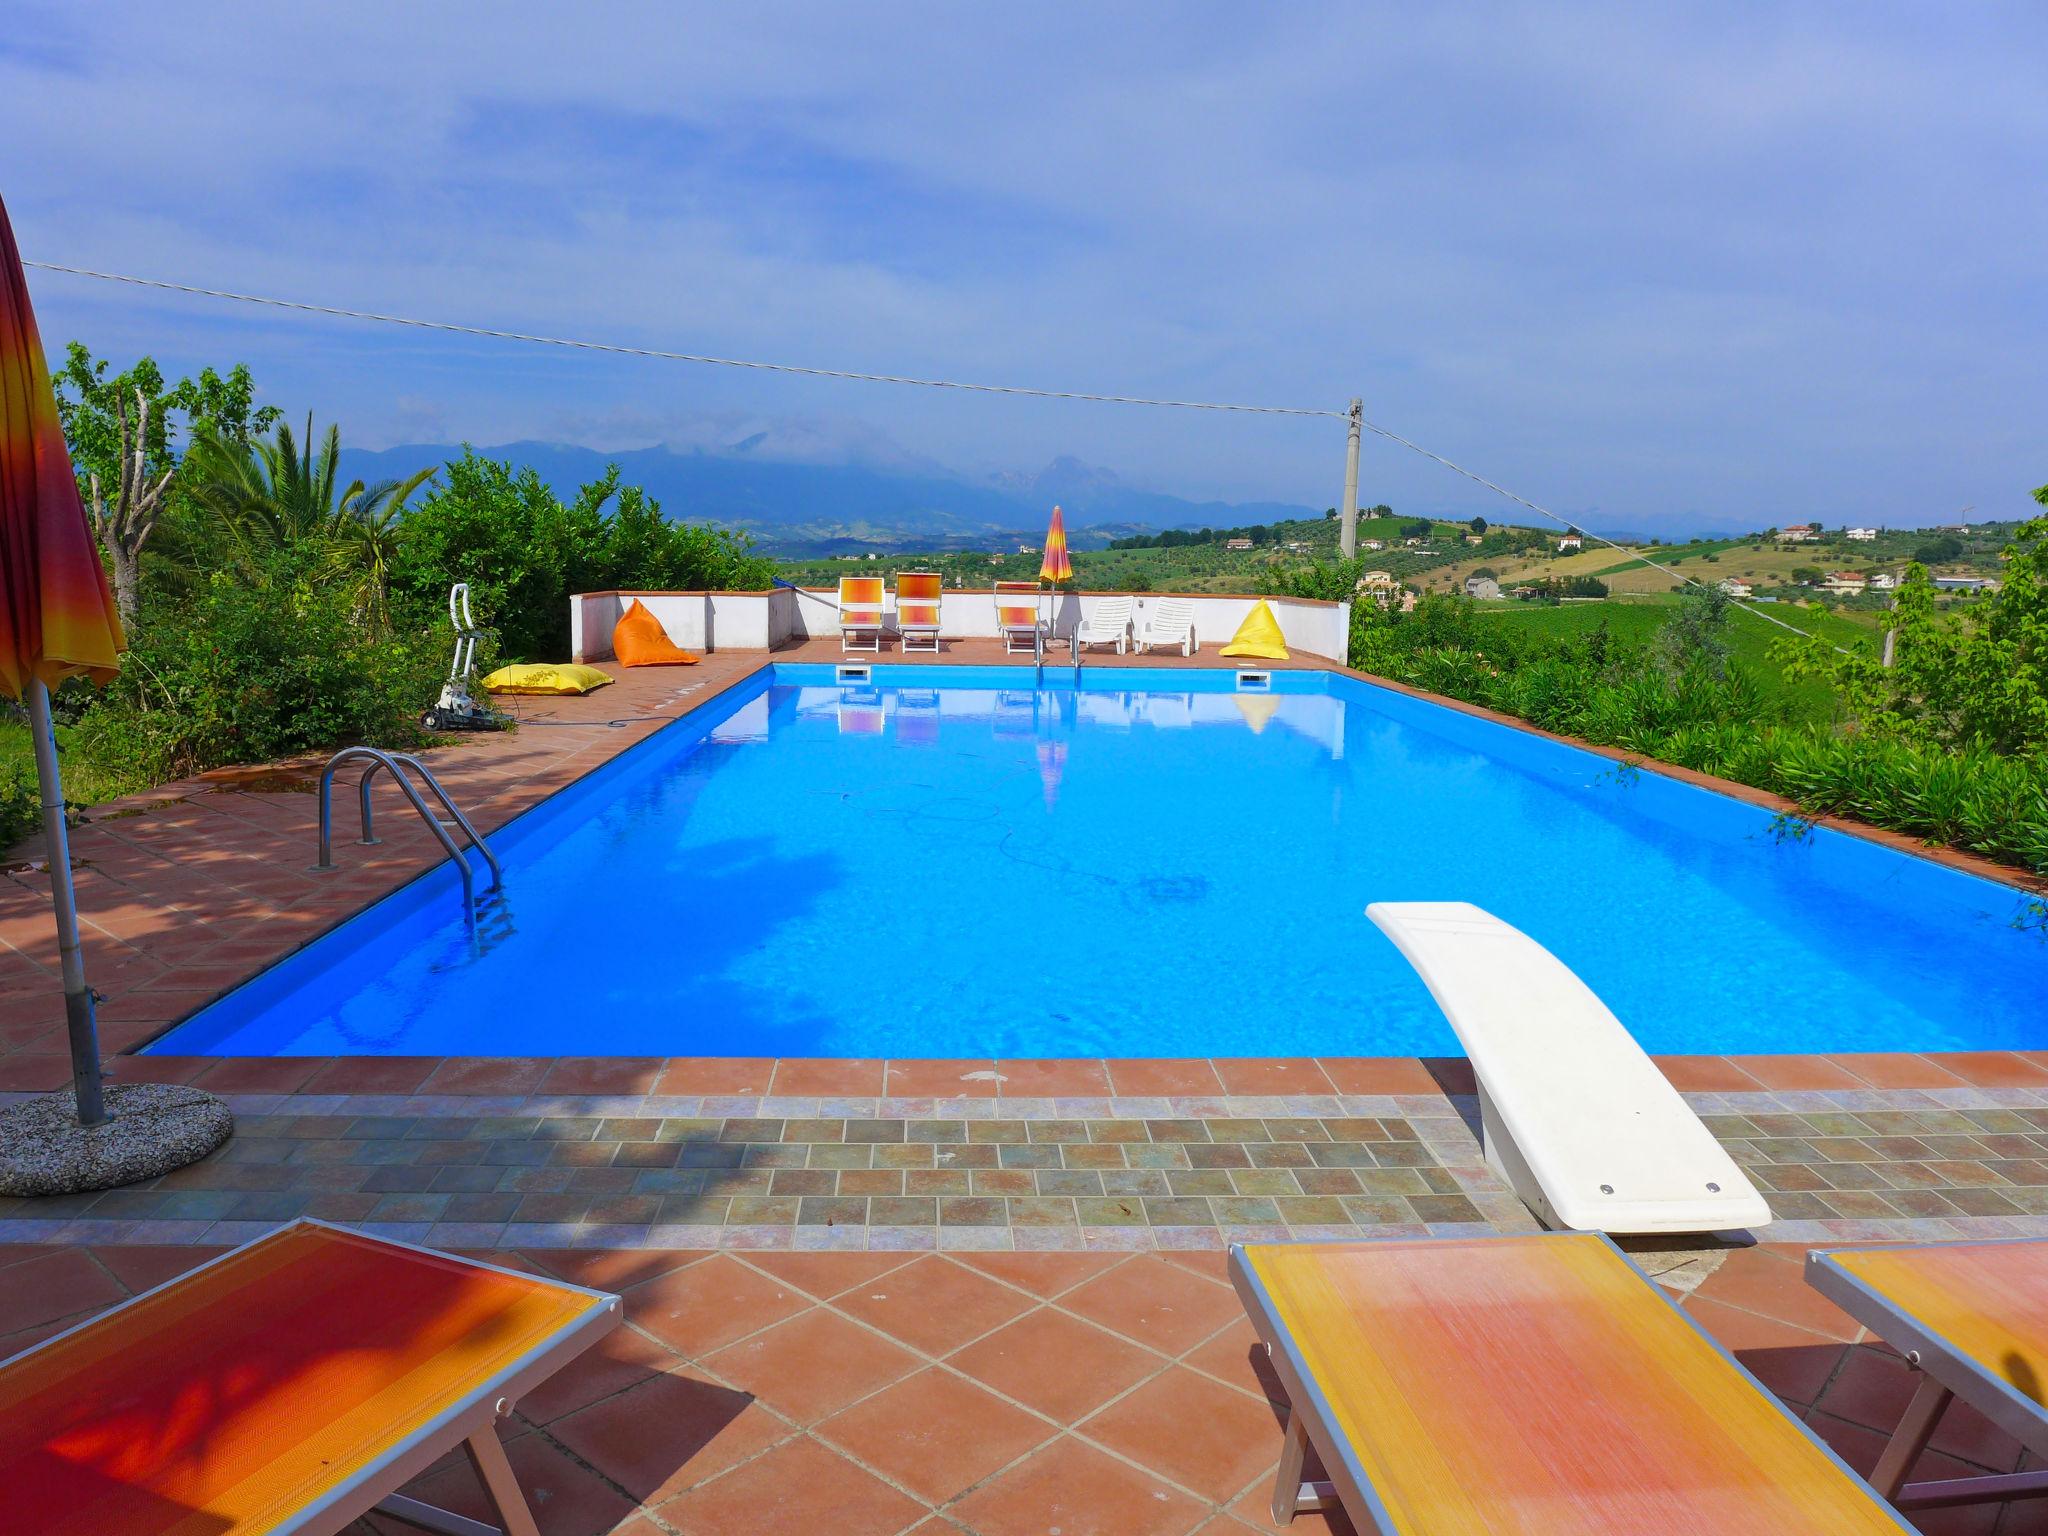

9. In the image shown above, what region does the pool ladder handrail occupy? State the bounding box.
[313,747,503,913]
[1026,610,1085,686]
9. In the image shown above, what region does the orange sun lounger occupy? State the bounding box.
[994,579,1049,656]
[1808,1238,2048,1510]
[1230,1233,1912,1534]
[0,1219,619,1536]
[893,570,944,652]
[838,575,886,653]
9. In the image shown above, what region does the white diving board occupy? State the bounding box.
[1369,901,1771,1235]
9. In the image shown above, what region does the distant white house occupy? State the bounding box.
[1868,571,1898,591]
[1464,575,1502,599]
[1934,575,1996,592]
[1718,577,1753,598]
[1938,523,1971,535]
[1845,527,1879,541]
[1557,533,1583,551]
[1782,523,1820,542]
[1225,537,1253,551]
[1821,571,1868,595]
[1356,569,1403,608]
[1463,533,1484,545]
[1403,536,1424,547]
[1361,538,1386,551]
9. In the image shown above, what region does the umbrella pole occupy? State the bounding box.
[26,679,104,1127]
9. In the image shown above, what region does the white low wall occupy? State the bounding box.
[571,588,1351,663]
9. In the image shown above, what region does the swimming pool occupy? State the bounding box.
[149,664,2046,1059]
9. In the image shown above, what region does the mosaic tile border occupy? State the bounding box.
[10,1083,2048,1252]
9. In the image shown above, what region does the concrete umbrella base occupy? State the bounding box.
[0,1083,232,1197]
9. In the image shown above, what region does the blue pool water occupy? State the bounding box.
[150,664,2046,1059]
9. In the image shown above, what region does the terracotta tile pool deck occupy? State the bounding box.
[5,1240,2038,1535]
[2,639,2045,1531]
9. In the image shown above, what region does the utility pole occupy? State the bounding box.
[1339,397,1362,559]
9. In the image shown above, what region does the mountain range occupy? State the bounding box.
[335,438,1317,555]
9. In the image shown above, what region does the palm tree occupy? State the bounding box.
[184,415,435,627]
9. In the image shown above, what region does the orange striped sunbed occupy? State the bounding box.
[1230,1233,1911,1534]
[894,570,944,652]
[0,1219,619,1536]
[994,579,1048,656]
[1809,1238,2048,1510]
[838,575,886,653]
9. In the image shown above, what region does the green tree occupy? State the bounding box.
[1468,516,1488,535]
[50,342,281,623]
[1777,492,2048,755]
[183,416,436,629]
[1656,584,1735,680]
[1913,535,1964,565]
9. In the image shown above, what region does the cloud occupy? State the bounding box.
[4,3,2044,529]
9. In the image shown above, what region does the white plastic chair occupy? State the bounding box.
[1073,596,1135,654]
[1136,596,1197,656]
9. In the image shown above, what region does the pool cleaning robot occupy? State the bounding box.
[424,583,508,731]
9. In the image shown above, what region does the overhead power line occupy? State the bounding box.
[23,261,1342,420]
[1355,421,1832,645]
[27,257,1842,648]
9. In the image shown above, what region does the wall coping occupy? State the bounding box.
[574,586,1347,609]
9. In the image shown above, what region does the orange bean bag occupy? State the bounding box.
[612,599,700,667]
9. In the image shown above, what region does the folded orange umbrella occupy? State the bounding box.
[1038,503,1072,585]
[0,196,124,694]
[0,192,126,1126]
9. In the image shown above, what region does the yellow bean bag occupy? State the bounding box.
[1220,599,1290,660]
[613,599,700,667]
[481,663,616,696]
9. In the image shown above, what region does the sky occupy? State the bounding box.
[3,4,2044,533]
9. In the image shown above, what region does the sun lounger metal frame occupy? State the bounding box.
[1809,1238,2048,1511]
[1,1218,619,1536]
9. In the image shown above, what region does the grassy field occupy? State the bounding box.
[1472,594,1881,719]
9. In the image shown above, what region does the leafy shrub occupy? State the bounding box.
[0,750,39,852]
[74,542,446,784]
[389,453,775,661]
[1300,531,2048,878]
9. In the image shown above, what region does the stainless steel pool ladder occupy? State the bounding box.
[312,747,503,913]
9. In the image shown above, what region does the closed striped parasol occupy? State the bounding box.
[1038,503,1073,584]
[0,193,127,1125]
